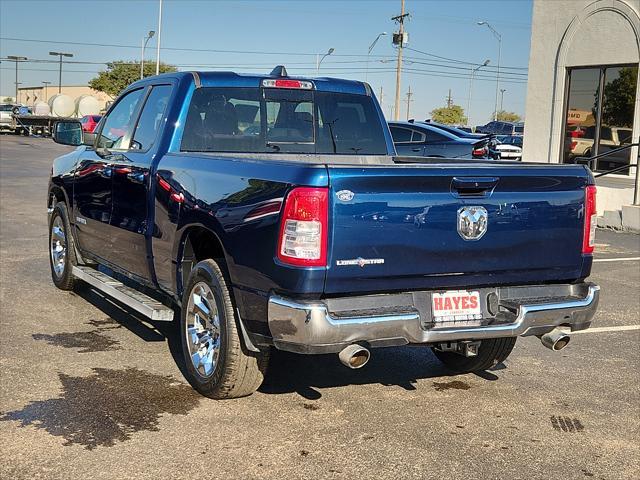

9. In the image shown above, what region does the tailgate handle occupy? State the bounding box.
[451,177,498,197]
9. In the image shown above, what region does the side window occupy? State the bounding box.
[97,89,144,149]
[131,85,172,151]
[411,130,425,143]
[390,127,412,142]
[182,87,263,152]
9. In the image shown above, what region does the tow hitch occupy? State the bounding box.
[435,340,481,357]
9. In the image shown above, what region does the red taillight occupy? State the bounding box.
[472,146,487,158]
[570,141,577,151]
[582,185,597,254]
[277,187,328,267]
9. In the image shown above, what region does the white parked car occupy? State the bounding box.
[0,104,16,133]
[489,135,523,160]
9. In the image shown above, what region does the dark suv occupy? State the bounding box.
[476,121,524,136]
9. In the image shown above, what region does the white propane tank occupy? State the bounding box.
[75,95,100,117]
[48,94,75,117]
[33,101,51,116]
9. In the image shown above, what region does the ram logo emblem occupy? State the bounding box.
[336,190,355,202]
[457,206,488,241]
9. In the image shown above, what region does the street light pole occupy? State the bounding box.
[316,48,335,73]
[478,21,502,121]
[366,32,387,82]
[141,30,156,80]
[7,55,27,102]
[155,0,163,75]
[42,81,52,103]
[500,88,506,111]
[467,59,490,127]
[49,51,74,94]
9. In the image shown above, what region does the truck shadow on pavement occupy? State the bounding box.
[260,348,496,400]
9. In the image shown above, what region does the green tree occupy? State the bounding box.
[430,104,467,125]
[89,61,177,96]
[495,110,522,122]
[601,66,637,128]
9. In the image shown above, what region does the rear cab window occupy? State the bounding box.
[181,86,388,155]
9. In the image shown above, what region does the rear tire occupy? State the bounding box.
[432,337,516,373]
[180,259,269,399]
[49,201,78,291]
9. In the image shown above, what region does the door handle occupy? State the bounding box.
[127,172,146,184]
[412,148,421,152]
[451,177,499,197]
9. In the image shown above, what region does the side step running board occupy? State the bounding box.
[72,266,174,321]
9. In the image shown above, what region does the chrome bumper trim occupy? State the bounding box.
[267,284,600,353]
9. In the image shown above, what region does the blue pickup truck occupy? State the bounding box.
[48,68,600,399]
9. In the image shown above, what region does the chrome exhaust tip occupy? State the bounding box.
[539,328,571,351]
[338,344,370,369]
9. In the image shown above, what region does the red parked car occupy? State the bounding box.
[79,115,102,133]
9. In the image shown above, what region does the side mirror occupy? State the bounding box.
[53,121,84,146]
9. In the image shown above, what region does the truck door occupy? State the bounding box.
[73,88,145,264]
[109,84,173,281]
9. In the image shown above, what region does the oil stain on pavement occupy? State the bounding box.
[32,331,121,353]
[31,317,123,353]
[1,368,200,449]
[432,380,471,391]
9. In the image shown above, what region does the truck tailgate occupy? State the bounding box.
[325,162,590,295]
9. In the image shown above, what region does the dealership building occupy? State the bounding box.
[522,0,639,230]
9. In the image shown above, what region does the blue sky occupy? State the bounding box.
[0,0,532,125]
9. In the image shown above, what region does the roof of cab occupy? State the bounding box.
[130,69,370,96]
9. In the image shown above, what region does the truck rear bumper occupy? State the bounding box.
[267,282,600,354]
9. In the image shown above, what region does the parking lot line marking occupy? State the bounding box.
[572,325,640,334]
[593,257,640,263]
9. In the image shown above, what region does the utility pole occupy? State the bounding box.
[392,0,409,121]
[7,55,27,101]
[405,85,413,120]
[49,51,73,94]
[500,88,506,111]
[446,89,453,108]
[155,0,163,75]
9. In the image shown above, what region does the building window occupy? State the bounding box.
[563,65,638,175]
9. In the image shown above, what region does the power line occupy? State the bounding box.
[405,46,528,71]
[0,36,529,70]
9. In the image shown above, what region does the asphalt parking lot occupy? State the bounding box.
[1,134,639,480]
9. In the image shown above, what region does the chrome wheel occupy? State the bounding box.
[185,282,221,378]
[50,216,67,278]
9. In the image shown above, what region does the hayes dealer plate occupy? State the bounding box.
[431,290,482,322]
